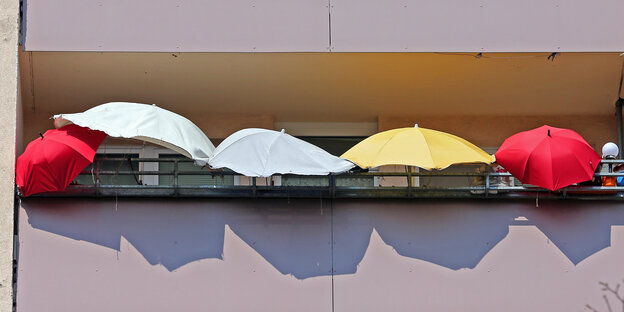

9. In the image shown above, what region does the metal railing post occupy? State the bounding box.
[617,98,623,159]
[173,160,179,196]
[95,159,101,197]
[407,166,413,198]
[485,172,490,198]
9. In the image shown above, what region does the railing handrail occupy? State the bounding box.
[25,157,624,199]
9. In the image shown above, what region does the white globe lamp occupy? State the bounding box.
[602,142,619,159]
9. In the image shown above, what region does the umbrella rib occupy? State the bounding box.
[301,148,342,175]
[570,151,595,181]
[522,139,552,189]
[260,132,284,177]
[371,128,430,168]
[370,135,398,167]
[58,114,124,138]
[439,131,491,166]
[419,130,436,169]
[549,142,557,190]
[212,132,258,159]
[557,137,600,185]
[350,130,398,168]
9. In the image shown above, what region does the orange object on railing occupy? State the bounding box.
[602,176,616,187]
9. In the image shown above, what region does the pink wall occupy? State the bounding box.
[330,0,624,52]
[22,0,330,52]
[22,0,624,52]
[16,198,624,311]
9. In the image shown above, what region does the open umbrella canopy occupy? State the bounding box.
[53,102,214,165]
[16,124,107,196]
[209,128,355,177]
[494,125,601,191]
[341,125,494,170]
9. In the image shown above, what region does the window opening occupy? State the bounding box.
[73,153,141,186]
[158,154,234,186]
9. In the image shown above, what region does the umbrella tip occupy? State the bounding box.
[280,129,285,134]
[414,123,419,128]
[39,132,44,140]
[547,129,551,137]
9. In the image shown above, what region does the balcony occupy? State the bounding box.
[23,158,624,200]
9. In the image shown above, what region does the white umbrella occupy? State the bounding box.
[53,102,215,165]
[209,128,355,177]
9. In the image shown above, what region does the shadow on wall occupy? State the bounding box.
[23,198,333,279]
[521,201,624,265]
[332,200,516,272]
[22,197,624,279]
[332,199,624,273]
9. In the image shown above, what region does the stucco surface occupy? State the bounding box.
[16,198,624,311]
[21,0,624,52]
[0,0,19,310]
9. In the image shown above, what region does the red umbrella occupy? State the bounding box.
[16,124,106,196]
[494,125,601,191]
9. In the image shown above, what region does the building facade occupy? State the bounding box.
[3,0,624,311]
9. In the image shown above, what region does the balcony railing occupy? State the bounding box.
[26,158,624,200]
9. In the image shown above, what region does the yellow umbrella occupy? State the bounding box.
[341,125,494,170]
